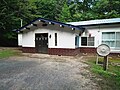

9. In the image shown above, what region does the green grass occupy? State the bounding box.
[86,57,120,90]
[0,49,20,59]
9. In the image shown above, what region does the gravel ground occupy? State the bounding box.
[0,54,100,90]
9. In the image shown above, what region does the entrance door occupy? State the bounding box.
[35,33,48,54]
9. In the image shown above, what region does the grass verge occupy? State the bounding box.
[0,49,21,59]
[86,57,120,90]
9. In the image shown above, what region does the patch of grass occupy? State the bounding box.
[0,49,20,59]
[86,57,120,90]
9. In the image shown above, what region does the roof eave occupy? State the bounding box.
[16,17,84,33]
[77,22,120,27]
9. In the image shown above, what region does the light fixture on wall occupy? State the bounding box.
[17,31,20,33]
[49,34,51,38]
[60,25,64,28]
[72,28,75,30]
[49,22,52,24]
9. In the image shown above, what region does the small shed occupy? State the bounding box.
[17,18,85,56]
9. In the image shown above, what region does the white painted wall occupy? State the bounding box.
[57,30,75,48]
[80,27,101,48]
[22,25,77,49]
[22,31,35,47]
[18,33,22,46]
[20,22,120,52]
[78,24,120,52]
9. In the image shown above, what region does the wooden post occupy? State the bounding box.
[96,54,99,65]
[103,56,107,71]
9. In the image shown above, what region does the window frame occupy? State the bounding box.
[81,37,95,46]
[55,33,57,46]
[102,32,120,49]
[75,35,79,47]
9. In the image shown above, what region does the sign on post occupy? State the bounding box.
[97,44,110,71]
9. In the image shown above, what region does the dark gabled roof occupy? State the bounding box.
[16,17,85,32]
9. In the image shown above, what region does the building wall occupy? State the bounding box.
[22,24,77,49]
[48,48,80,56]
[18,33,22,46]
[79,24,120,54]
[80,28,100,48]
[20,21,120,55]
[21,24,81,55]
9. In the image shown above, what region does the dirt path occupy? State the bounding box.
[0,53,100,90]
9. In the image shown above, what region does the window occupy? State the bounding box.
[81,37,87,46]
[88,37,94,46]
[55,33,57,46]
[75,36,79,46]
[81,37,94,46]
[116,32,120,48]
[102,32,120,48]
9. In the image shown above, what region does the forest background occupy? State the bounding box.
[0,0,120,46]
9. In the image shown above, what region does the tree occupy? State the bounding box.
[68,0,97,21]
[33,0,56,20]
[33,0,67,20]
[59,3,72,22]
[93,0,120,19]
[0,0,120,46]
[0,0,33,46]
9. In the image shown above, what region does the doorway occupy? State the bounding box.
[35,33,48,54]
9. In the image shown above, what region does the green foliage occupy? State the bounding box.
[86,57,120,90]
[59,3,72,22]
[0,0,31,46]
[33,0,56,20]
[0,49,18,59]
[0,0,120,46]
[93,0,120,19]
[32,0,67,20]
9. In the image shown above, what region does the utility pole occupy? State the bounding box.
[20,19,23,27]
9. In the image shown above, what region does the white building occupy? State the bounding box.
[68,18,120,54]
[17,18,84,56]
[18,18,120,56]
